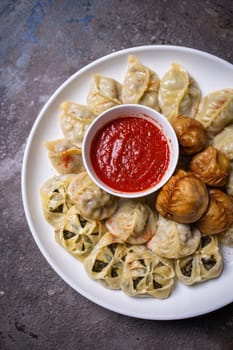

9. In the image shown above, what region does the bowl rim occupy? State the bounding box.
[82,104,179,198]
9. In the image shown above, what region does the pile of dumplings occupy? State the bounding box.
[40,55,233,299]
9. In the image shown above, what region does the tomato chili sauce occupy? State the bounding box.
[90,115,170,193]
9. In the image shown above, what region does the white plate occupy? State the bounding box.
[22,45,233,320]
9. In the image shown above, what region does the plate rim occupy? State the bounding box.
[21,44,233,320]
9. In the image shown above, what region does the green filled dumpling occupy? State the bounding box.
[84,232,127,289]
[121,245,175,299]
[55,205,105,261]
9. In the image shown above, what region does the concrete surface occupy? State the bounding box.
[1,0,233,349]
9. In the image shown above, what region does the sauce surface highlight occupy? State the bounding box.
[90,116,170,192]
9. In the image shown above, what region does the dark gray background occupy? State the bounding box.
[1,1,233,349]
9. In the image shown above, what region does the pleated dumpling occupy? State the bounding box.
[197,189,233,235]
[155,169,209,224]
[195,89,233,138]
[45,139,84,174]
[67,172,118,220]
[55,205,104,261]
[219,222,233,247]
[213,125,233,160]
[121,245,175,299]
[190,146,230,187]
[158,63,200,120]
[147,215,201,259]
[122,55,160,111]
[171,115,207,155]
[175,235,223,285]
[84,232,127,289]
[60,101,95,148]
[226,162,233,197]
[40,175,74,227]
[105,199,157,244]
[87,74,122,115]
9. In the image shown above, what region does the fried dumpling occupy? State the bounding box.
[213,125,233,160]
[175,235,223,285]
[40,175,74,227]
[147,215,201,259]
[60,101,95,148]
[122,55,160,110]
[195,89,233,138]
[84,232,127,289]
[155,169,209,223]
[45,139,84,174]
[219,222,233,247]
[87,74,122,115]
[121,245,175,299]
[190,146,230,187]
[67,172,118,220]
[105,199,157,244]
[171,115,207,155]
[158,63,200,120]
[197,189,233,235]
[55,205,104,261]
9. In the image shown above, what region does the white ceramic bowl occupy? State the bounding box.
[83,104,179,198]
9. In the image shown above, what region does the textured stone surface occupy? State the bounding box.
[1,0,233,349]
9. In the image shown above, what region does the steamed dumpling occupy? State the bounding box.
[105,199,157,244]
[121,245,175,299]
[40,175,74,227]
[45,139,84,174]
[55,205,104,261]
[122,55,160,111]
[67,172,118,220]
[87,74,122,115]
[158,63,201,120]
[84,232,127,289]
[155,169,209,223]
[60,101,96,147]
[147,215,201,259]
[195,89,233,138]
[175,235,223,285]
[219,222,233,247]
[213,125,233,160]
[226,162,233,197]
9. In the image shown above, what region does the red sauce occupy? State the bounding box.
[90,116,170,192]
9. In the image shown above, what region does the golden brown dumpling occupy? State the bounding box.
[190,146,230,187]
[197,189,233,235]
[155,169,209,223]
[171,116,207,155]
